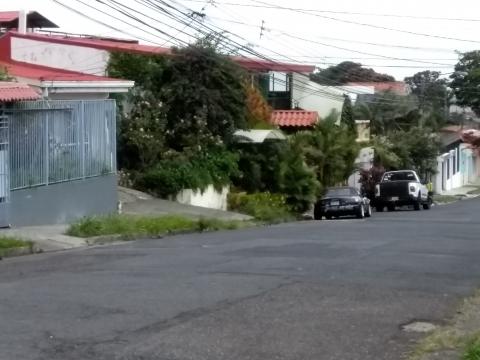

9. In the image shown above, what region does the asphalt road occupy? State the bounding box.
[2,199,480,360]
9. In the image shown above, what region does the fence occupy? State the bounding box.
[7,100,116,190]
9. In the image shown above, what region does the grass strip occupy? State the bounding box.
[0,236,34,257]
[66,214,251,238]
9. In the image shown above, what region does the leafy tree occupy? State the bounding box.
[161,45,247,149]
[354,90,419,135]
[293,112,360,192]
[341,95,356,134]
[244,82,273,129]
[450,51,480,117]
[405,70,449,129]
[118,90,167,170]
[310,61,395,85]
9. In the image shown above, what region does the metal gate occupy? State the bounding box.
[0,109,9,227]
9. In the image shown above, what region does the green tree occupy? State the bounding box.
[161,45,247,150]
[341,95,356,134]
[311,61,395,85]
[450,51,480,117]
[0,67,12,81]
[293,112,360,191]
[354,91,419,135]
[405,70,449,129]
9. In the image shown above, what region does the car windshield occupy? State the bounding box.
[382,172,416,182]
[326,188,358,197]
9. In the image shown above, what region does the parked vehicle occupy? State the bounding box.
[314,187,372,220]
[375,170,432,212]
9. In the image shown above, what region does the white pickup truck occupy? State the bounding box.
[374,170,432,212]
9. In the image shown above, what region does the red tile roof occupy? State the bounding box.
[271,110,319,127]
[0,60,125,82]
[347,81,410,95]
[0,81,40,101]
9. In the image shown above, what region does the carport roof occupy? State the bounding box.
[0,81,40,102]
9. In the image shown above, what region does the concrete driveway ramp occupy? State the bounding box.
[118,187,252,221]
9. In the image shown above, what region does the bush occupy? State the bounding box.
[228,192,294,222]
[136,148,238,198]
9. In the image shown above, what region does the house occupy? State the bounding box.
[0,11,137,226]
[434,125,480,194]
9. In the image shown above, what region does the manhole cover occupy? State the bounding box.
[401,321,437,333]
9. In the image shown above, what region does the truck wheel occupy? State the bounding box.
[423,198,432,210]
[313,205,323,220]
[325,214,333,220]
[387,205,395,212]
[375,206,384,212]
[414,194,421,211]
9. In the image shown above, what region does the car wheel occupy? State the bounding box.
[414,193,421,211]
[325,215,333,220]
[375,206,384,212]
[365,204,372,217]
[356,205,365,219]
[387,205,395,212]
[313,205,323,220]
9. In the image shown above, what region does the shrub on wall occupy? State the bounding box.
[136,148,238,198]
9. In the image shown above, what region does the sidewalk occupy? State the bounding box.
[0,225,87,253]
[440,184,480,197]
[0,187,252,255]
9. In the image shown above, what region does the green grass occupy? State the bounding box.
[463,338,480,360]
[432,194,460,204]
[66,214,250,238]
[0,236,34,257]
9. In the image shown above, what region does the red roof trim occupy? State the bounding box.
[0,59,128,82]
[0,81,40,101]
[0,11,19,23]
[233,57,315,73]
[271,110,319,127]
[9,31,171,56]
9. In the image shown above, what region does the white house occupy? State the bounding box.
[434,126,480,194]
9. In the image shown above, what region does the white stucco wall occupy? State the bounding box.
[174,185,229,211]
[11,37,110,76]
[291,73,344,122]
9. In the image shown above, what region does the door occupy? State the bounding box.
[0,111,9,227]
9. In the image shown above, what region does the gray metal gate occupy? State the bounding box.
[0,110,9,227]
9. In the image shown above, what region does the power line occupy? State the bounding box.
[179,0,480,22]
[248,0,480,45]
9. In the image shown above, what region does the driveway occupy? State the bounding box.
[1,199,480,360]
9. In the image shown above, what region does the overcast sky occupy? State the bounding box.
[2,0,480,80]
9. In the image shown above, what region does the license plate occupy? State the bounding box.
[330,200,340,206]
[390,196,399,201]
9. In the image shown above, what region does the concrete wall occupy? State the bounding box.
[10,175,117,227]
[174,185,229,211]
[291,73,344,122]
[11,37,109,75]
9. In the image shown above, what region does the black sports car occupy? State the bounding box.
[314,187,372,220]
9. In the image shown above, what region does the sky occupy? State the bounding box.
[2,0,480,80]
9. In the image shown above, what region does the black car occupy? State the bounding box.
[314,187,372,220]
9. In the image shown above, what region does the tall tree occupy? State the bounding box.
[450,51,480,117]
[341,95,356,134]
[311,61,395,85]
[404,70,449,129]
